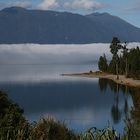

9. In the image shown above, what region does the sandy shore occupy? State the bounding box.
[62,71,140,88]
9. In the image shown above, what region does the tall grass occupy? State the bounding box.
[1,118,140,140]
[80,126,120,140]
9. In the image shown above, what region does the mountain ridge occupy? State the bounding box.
[0,7,140,44]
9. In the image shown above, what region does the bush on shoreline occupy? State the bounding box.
[98,37,140,80]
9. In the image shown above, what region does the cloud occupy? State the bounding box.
[0,43,111,65]
[64,0,105,11]
[0,43,138,65]
[37,0,59,10]
[0,0,105,12]
[0,43,138,83]
[0,1,32,10]
[13,1,32,8]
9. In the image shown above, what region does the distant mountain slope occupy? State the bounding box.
[86,13,140,42]
[0,7,140,44]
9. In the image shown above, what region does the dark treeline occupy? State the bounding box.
[98,37,140,79]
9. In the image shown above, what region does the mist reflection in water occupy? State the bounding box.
[0,71,134,133]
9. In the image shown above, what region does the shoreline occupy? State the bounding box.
[62,71,140,89]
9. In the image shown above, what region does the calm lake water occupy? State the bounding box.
[0,43,139,133]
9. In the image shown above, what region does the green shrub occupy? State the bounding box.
[31,118,78,140]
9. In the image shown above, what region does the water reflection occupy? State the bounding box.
[98,78,140,137]
[0,76,134,133]
[0,64,96,83]
[111,92,121,124]
[98,79,133,125]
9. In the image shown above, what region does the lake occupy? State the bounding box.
[0,43,139,133]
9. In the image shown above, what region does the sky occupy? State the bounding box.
[0,0,140,28]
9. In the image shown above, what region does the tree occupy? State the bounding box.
[0,90,27,139]
[121,42,129,77]
[98,37,140,80]
[98,54,108,72]
[127,47,140,79]
[110,37,122,79]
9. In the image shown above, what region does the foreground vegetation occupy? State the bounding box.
[98,37,140,79]
[1,90,140,140]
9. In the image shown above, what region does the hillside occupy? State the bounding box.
[0,7,140,44]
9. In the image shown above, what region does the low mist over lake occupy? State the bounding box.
[0,43,139,83]
[0,43,139,64]
[0,43,112,65]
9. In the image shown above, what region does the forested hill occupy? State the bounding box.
[0,7,140,44]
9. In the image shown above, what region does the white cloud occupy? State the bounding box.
[37,0,59,10]
[12,1,32,8]
[0,1,32,10]
[0,0,105,12]
[64,0,105,11]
